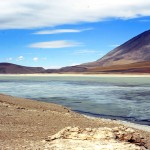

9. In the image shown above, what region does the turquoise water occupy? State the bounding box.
[0,75,150,125]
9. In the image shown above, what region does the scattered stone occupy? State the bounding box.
[16,107,25,110]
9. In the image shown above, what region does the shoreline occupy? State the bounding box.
[0,92,149,130]
[76,111,150,128]
[83,115,150,132]
[0,73,150,77]
[0,93,150,149]
[0,93,150,131]
[1,92,150,131]
[0,73,149,128]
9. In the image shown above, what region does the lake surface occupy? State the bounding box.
[0,75,150,125]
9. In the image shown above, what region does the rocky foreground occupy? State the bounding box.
[47,126,147,150]
[0,94,150,150]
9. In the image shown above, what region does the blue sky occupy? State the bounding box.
[0,0,150,68]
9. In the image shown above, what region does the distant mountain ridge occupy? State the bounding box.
[0,63,45,74]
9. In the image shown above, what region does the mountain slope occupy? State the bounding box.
[82,30,150,67]
[87,61,150,73]
[0,63,45,74]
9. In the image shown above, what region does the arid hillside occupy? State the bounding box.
[0,63,45,74]
[82,30,150,67]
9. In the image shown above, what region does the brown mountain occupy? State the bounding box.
[82,30,150,67]
[60,30,150,73]
[87,61,150,74]
[0,63,45,74]
[1,30,150,74]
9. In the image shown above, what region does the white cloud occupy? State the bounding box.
[16,56,24,61]
[29,40,82,48]
[0,0,150,29]
[33,57,39,61]
[33,28,92,34]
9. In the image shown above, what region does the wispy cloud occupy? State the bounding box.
[16,56,24,61]
[0,0,150,29]
[29,40,82,48]
[33,57,39,61]
[34,28,92,35]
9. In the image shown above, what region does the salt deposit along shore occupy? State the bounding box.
[0,94,150,150]
[0,73,150,77]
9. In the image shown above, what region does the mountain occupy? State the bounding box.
[0,30,150,74]
[82,30,150,67]
[61,30,150,73]
[56,61,150,74]
[0,63,45,74]
[86,61,150,73]
[45,66,87,73]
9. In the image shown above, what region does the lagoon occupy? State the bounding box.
[0,75,150,125]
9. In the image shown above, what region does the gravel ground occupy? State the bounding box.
[0,94,149,149]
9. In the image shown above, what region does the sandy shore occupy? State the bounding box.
[0,73,150,77]
[0,94,150,149]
